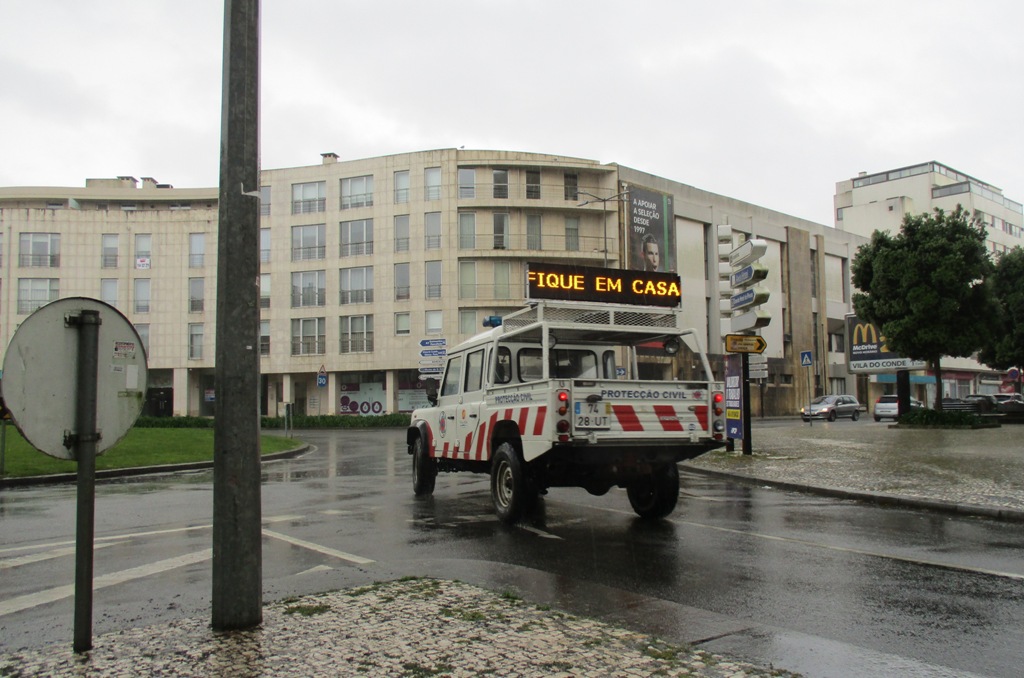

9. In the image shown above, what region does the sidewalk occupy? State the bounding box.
[684,419,1024,521]
[3,421,1019,676]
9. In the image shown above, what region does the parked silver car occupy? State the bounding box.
[873,394,924,421]
[800,394,861,422]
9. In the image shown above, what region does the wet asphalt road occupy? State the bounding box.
[2,426,1023,677]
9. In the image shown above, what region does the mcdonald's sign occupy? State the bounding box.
[845,314,927,373]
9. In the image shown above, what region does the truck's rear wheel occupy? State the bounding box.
[491,442,534,524]
[627,464,680,520]
[412,436,436,496]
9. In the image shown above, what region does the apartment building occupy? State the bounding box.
[0,149,866,417]
[834,162,1023,400]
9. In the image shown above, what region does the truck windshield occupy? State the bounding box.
[518,348,599,380]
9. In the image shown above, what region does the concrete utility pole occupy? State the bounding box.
[213,0,261,630]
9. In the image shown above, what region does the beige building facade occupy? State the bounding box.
[834,161,1024,400]
[0,149,867,417]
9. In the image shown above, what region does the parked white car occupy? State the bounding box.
[873,394,923,421]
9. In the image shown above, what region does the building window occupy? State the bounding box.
[494,261,511,299]
[259,186,271,216]
[810,252,818,299]
[394,214,410,252]
[291,318,325,355]
[291,270,326,307]
[259,273,271,308]
[460,310,477,334]
[424,212,442,249]
[565,217,580,251]
[459,261,477,299]
[17,278,59,314]
[136,324,150,357]
[563,172,578,201]
[339,315,374,353]
[340,218,374,256]
[458,168,475,199]
[341,175,373,209]
[188,323,204,360]
[493,213,508,249]
[424,167,441,201]
[291,224,326,261]
[189,233,205,268]
[425,310,443,335]
[459,212,476,249]
[260,228,271,263]
[189,277,204,313]
[100,278,118,307]
[395,262,411,301]
[493,169,508,199]
[101,234,119,268]
[395,312,411,336]
[19,233,60,267]
[527,214,542,250]
[340,266,374,304]
[292,181,326,214]
[394,170,410,204]
[259,320,270,355]
[135,233,152,269]
[526,170,541,199]
[425,260,442,299]
[134,278,151,313]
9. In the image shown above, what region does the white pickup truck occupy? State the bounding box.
[407,300,727,523]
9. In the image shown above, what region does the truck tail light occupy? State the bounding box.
[557,390,569,416]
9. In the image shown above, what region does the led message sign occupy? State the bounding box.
[526,262,681,308]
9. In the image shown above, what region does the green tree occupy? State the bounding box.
[851,206,996,409]
[979,247,1024,382]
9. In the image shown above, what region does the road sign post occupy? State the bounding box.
[801,350,813,426]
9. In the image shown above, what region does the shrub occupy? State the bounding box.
[897,408,981,427]
[134,413,411,429]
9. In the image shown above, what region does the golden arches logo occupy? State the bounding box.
[851,323,878,345]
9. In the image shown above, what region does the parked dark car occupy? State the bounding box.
[800,394,862,422]
[964,394,1000,412]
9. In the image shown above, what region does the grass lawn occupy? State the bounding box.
[0,425,299,478]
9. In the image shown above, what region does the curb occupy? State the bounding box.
[684,464,1024,523]
[0,443,311,489]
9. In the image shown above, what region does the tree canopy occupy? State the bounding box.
[851,206,996,408]
[979,246,1024,371]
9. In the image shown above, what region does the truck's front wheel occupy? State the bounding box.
[627,464,680,520]
[491,443,534,524]
[412,436,436,497]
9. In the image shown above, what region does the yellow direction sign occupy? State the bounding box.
[725,334,767,354]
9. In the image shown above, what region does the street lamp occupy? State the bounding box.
[578,190,629,268]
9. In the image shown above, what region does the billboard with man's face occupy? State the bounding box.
[627,185,675,273]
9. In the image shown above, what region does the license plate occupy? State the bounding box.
[574,401,610,429]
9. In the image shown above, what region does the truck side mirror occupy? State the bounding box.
[424,378,439,406]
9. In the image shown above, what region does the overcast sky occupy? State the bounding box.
[2,0,1022,226]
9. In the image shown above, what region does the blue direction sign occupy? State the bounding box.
[800,350,813,367]
[418,366,443,375]
[729,263,768,288]
[420,339,446,347]
[419,349,447,357]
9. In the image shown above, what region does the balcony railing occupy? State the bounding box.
[341,194,373,210]
[339,289,374,305]
[292,198,325,214]
[340,242,374,257]
[339,337,374,354]
[395,286,410,301]
[292,245,325,261]
[425,284,442,299]
[101,254,119,268]
[135,300,151,313]
[189,298,204,313]
[291,337,325,356]
[18,297,56,314]
[291,290,326,307]
[19,254,60,267]
[189,254,204,268]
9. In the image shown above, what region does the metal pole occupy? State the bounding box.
[72,309,101,653]
[742,351,752,455]
[213,0,262,631]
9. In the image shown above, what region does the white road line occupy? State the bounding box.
[0,549,212,618]
[520,525,564,540]
[261,529,375,565]
[263,515,304,523]
[0,542,122,570]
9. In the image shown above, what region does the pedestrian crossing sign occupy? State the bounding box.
[800,351,813,367]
